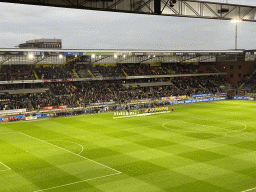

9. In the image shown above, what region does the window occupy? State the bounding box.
[239,73,241,78]
[230,65,233,70]
[230,74,233,78]
[238,65,241,69]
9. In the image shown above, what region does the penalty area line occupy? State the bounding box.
[17,132,122,191]
[18,131,121,174]
[33,172,121,192]
[0,162,11,171]
[241,187,256,192]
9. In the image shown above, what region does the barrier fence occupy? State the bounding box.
[3,95,256,122]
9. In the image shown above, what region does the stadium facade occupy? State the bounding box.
[18,39,62,49]
[0,48,255,86]
[0,46,255,112]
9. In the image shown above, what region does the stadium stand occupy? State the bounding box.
[0,69,228,111]
[0,65,35,81]
[2,48,253,112]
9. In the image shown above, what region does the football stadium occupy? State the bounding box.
[1,0,256,192]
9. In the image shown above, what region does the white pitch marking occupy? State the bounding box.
[0,162,11,171]
[0,132,18,135]
[241,186,256,192]
[18,132,121,174]
[162,120,247,134]
[33,172,121,192]
[45,140,84,155]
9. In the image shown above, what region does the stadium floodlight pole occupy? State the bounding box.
[231,17,242,50]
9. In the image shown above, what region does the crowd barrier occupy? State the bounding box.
[36,113,50,118]
[170,97,227,105]
[234,96,250,100]
[191,93,212,97]
[234,96,255,100]
[3,96,252,122]
[0,115,24,122]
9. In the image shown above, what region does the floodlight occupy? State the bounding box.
[59,54,63,59]
[99,55,101,58]
[231,17,242,50]
[28,54,34,59]
[123,55,126,58]
[91,54,95,58]
[114,55,118,59]
[231,17,242,24]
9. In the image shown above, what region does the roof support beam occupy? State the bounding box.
[154,0,161,14]
[4,0,256,22]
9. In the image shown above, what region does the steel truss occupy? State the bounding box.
[4,0,256,22]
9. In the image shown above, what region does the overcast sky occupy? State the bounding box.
[0,0,256,50]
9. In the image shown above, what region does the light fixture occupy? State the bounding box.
[231,17,242,24]
[28,54,34,59]
[59,54,63,59]
[170,0,176,7]
[91,54,95,58]
[114,55,118,59]
[231,17,242,50]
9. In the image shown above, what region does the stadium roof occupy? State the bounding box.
[4,0,256,22]
[1,48,253,66]
[0,48,244,54]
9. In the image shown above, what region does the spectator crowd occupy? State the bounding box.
[0,63,228,110]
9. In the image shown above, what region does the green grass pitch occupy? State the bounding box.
[0,100,256,192]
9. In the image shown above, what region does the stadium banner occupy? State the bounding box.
[24,51,42,56]
[216,92,227,96]
[25,116,37,121]
[0,115,24,122]
[132,52,146,56]
[1,80,43,84]
[23,80,43,83]
[66,78,73,82]
[44,79,52,83]
[58,105,68,109]
[171,97,226,105]
[64,52,83,56]
[83,52,114,56]
[55,79,63,82]
[90,101,116,106]
[192,93,211,97]
[162,95,187,100]
[215,97,227,100]
[9,80,24,84]
[234,96,250,100]
[43,106,54,110]
[170,100,185,105]
[36,113,50,118]
[0,108,26,115]
[6,51,24,55]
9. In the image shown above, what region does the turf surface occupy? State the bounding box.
[0,100,256,192]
